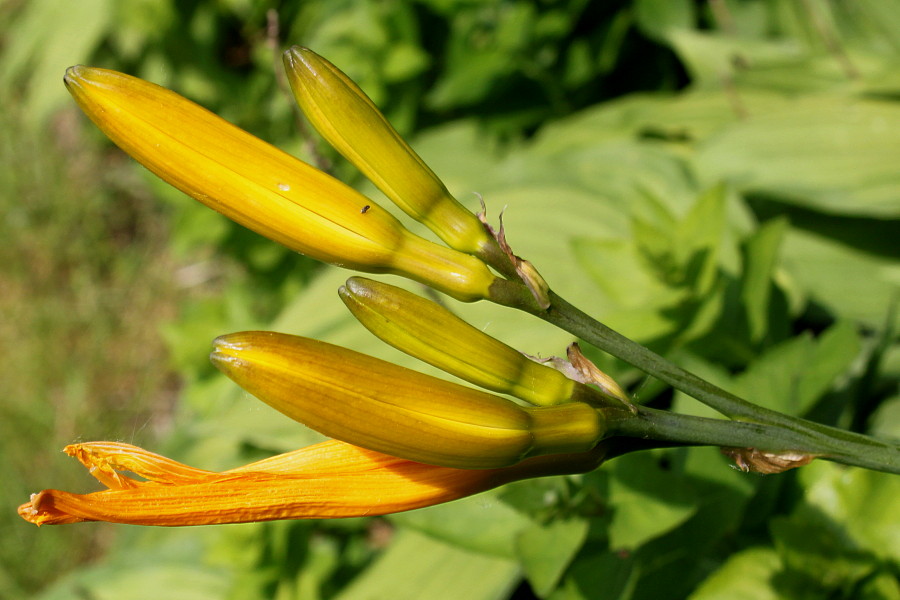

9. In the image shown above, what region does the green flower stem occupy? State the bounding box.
[490,284,900,473]
[605,406,900,474]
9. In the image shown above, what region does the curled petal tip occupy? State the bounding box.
[63,65,81,84]
[282,46,314,71]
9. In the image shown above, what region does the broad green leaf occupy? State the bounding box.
[516,518,589,597]
[697,96,900,217]
[571,185,733,343]
[382,43,431,82]
[607,453,698,550]
[798,461,900,562]
[334,529,519,600]
[781,229,900,329]
[37,529,234,600]
[667,29,805,88]
[536,88,792,148]
[870,394,900,439]
[634,0,695,42]
[733,321,860,415]
[856,570,900,600]
[498,476,575,519]
[573,237,687,310]
[389,491,533,559]
[551,551,638,600]
[572,237,695,341]
[39,562,229,600]
[688,547,782,600]
[770,515,875,593]
[527,142,703,220]
[0,0,112,127]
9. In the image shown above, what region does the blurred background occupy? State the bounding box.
[2,1,899,599]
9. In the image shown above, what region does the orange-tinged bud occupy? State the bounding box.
[283,47,494,256]
[211,331,606,469]
[63,66,498,302]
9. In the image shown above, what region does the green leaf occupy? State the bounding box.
[672,184,727,295]
[798,461,900,562]
[334,529,519,600]
[770,515,875,594]
[551,551,638,600]
[856,570,900,600]
[870,393,900,439]
[498,476,574,519]
[389,491,533,559]
[607,453,698,550]
[516,518,589,597]
[741,217,789,343]
[781,229,900,330]
[688,547,782,600]
[634,0,695,42]
[734,321,860,416]
[0,0,112,127]
[36,530,234,600]
[697,96,900,218]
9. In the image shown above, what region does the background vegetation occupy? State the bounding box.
[2,0,898,598]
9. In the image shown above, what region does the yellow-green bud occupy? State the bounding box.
[340,277,625,408]
[64,65,498,302]
[282,46,493,256]
[211,331,605,469]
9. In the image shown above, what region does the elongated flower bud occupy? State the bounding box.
[283,47,493,256]
[340,277,623,408]
[211,331,605,469]
[63,66,498,302]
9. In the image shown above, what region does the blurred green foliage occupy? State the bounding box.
[3,0,899,599]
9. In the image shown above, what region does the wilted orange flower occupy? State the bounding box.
[19,440,608,526]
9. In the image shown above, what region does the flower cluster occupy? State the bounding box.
[19,48,620,526]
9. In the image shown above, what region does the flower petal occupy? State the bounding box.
[19,440,609,526]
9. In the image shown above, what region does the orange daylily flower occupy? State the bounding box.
[18,440,608,526]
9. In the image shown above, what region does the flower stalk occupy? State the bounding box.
[517,289,900,474]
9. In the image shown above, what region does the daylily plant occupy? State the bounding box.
[20,46,900,528]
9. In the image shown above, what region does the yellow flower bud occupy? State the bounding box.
[340,277,623,408]
[63,66,498,302]
[282,46,494,256]
[210,331,605,469]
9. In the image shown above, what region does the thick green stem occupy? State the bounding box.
[490,285,900,473]
[606,407,900,474]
